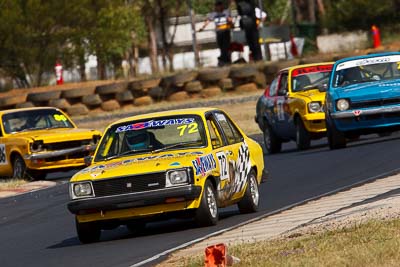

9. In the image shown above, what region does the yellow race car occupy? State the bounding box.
[67,107,265,243]
[0,107,101,180]
[255,62,334,153]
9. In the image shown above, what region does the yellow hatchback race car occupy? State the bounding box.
[0,107,101,180]
[255,62,334,153]
[68,107,265,243]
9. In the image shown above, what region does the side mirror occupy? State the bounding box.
[84,155,93,166]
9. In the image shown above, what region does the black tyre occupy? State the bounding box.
[82,94,102,106]
[126,220,146,235]
[12,155,27,179]
[378,132,391,137]
[238,170,259,214]
[263,124,282,154]
[195,180,218,227]
[198,67,230,82]
[327,119,346,149]
[296,118,311,150]
[229,65,258,79]
[28,91,61,102]
[76,218,101,244]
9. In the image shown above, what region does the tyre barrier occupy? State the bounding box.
[0,57,342,116]
[168,91,190,102]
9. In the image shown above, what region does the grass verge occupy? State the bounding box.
[0,178,29,191]
[172,218,400,267]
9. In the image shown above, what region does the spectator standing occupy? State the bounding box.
[199,1,233,66]
[255,6,267,28]
[235,0,262,61]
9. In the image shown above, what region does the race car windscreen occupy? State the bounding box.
[332,55,400,88]
[2,109,75,134]
[95,115,206,161]
[291,65,332,92]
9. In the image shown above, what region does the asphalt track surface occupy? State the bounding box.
[1,133,400,267]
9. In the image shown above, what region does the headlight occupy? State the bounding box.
[308,101,322,113]
[336,99,350,111]
[166,169,189,187]
[30,140,44,152]
[70,182,94,199]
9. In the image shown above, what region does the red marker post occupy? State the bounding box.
[55,60,64,85]
[371,25,381,48]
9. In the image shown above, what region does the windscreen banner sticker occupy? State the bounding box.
[0,144,6,165]
[336,55,400,71]
[233,142,251,193]
[192,154,217,176]
[54,114,67,121]
[292,65,332,77]
[216,151,229,180]
[115,118,195,133]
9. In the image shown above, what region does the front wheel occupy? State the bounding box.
[76,218,101,244]
[238,170,259,214]
[296,118,311,150]
[12,155,27,179]
[263,124,282,154]
[327,119,346,149]
[195,180,218,227]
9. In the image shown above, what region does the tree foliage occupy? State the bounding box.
[0,0,146,87]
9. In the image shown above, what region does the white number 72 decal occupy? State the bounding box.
[216,151,229,180]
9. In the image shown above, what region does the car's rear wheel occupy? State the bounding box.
[12,155,26,179]
[238,170,259,214]
[263,124,282,154]
[76,218,101,244]
[327,119,346,149]
[296,118,311,150]
[195,180,218,227]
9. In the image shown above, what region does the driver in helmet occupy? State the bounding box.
[125,130,162,151]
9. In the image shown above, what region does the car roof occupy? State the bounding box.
[0,106,61,116]
[334,51,400,65]
[111,107,221,125]
[280,62,334,72]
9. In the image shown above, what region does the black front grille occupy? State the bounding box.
[93,172,166,197]
[351,97,400,109]
[43,140,91,150]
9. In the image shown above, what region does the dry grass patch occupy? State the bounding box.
[164,219,400,267]
[0,178,29,191]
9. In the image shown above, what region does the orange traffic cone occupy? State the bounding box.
[204,243,240,267]
[205,243,226,267]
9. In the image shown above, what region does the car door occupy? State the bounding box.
[206,111,251,206]
[274,71,291,138]
[262,76,279,130]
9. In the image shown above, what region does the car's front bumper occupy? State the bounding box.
[331,105,400,131]
[25,144,96,160]
[302,113,326,133]
[24,144,96,170]
[68,185,202,221]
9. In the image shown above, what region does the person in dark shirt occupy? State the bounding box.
[199,1,233,66]
[235,0,262,61]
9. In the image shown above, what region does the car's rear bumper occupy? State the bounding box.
[68,185,202,215]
